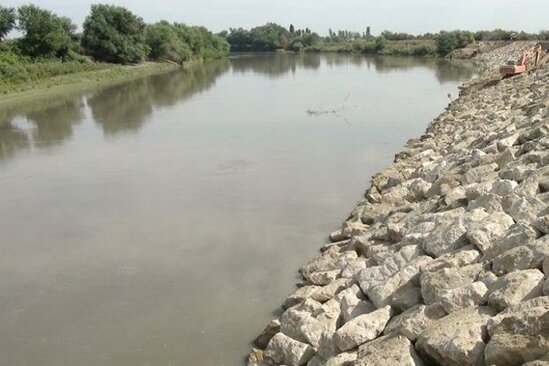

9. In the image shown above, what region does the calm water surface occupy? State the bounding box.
[0,53,474,366]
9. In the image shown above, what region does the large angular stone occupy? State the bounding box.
[355,334,425,366]
[264,332,315,365]
[284,286,321,309]
[422,217,469,257]
[366,256,433,308]
[492,236,549,275]
[466,211,515,254]
[337,285,375,323]
[485,297,549,366]
[415,306,497,366]
[255,319,281,349]
[424,245,481,272]
[436,281,489,313]
[420,264,484,305]
[482,223,538,260]
[487,269,545,310]
[384,304,446,341]
[333,306,392,351]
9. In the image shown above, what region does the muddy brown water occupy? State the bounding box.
[0,53,474,366]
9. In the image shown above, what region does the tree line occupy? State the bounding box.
[0,4,229,65]
[220,23,549,56]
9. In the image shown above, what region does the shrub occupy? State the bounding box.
[82,4,149,64]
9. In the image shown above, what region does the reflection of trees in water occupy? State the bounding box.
[149,59,229,108]
[0,123,30,161]
[88,78,155,135]
[231,52,321,77]
[0,61,230,161]
[26,99,84,147]
[230,52,475,84]
[0,97,84,161]
[371,56,476,83]
[90,60,230,135]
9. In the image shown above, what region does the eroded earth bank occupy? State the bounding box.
[248,43,549,366]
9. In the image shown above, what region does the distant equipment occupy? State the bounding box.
[499,44,543,77]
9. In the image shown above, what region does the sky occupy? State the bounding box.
[3,0,549,35]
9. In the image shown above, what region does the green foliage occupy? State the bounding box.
[435,30,474,55]
[224,23,319,51]
[380,31,415,41]
[146,21,191,63]
[17,5,74,58]
[82,4,149,64]
[146,21,228,63]
[0,49,108,92]
[0,6,16,41]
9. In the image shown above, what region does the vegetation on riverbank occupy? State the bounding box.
[221,23,549,56]
[0,3,228,95]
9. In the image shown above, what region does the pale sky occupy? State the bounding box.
[3,0,549,35]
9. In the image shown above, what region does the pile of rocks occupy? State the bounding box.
[248,47,549,366]
[472,41,538,72]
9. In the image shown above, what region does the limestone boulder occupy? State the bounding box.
[492,236,549,275]
[384,304,446,341]
[355,334,425,366]
[466,211,515,254]
[415,306,497,366]
[420,264,484,305]
[255,319,281,349]
[333,306,392,351]
[485,297,549,366]
[487,269,545,310]
[482,223,538,260]
[264,332,315,366]
[284,286,321,309]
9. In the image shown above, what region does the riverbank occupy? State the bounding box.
[249,43,549,365]
[0,62,180,111]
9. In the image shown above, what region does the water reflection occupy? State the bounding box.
[0,60,229,161]
[230,52,475,83]
[0,54,473,163]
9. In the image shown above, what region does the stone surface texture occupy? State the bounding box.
[249,43,549,366]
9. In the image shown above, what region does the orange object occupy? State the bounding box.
[499,44,542,76]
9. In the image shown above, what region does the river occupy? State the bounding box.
[0,53,474,365]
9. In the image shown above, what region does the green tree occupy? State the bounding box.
[289,24,295,33]
[146,21,191,63]
[82,4,149,64]
[435,30,473,55]
[17,5,74,58]
[0,6,16,41]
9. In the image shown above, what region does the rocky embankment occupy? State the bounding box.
[248,44,549,366]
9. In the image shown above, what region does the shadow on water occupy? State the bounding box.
[0,59,230,162]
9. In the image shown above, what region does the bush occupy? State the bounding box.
[146,21,191,63]
[435,30,474,55]
[82,4,149,64]
[17,5,74,58]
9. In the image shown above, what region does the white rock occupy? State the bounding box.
[492,236,549,275]
[485,297,549,366]
[333,306,392,351]
[415,306,497,366]
[355,334,425,366]
[264,332,315,365]
[487,269,545,310]
[466,211,515,254]
[384,304,446,341]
